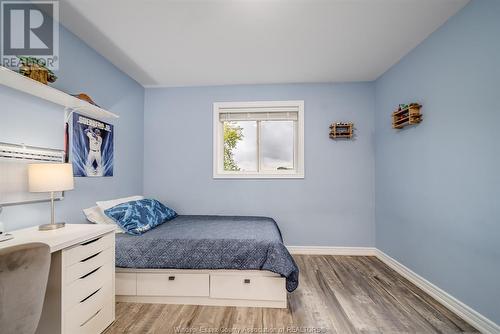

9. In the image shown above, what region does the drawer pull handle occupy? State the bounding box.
[80,287,101,303]
[244,279,251,284]
[168,276,175,281]
[80,251,102,263]
[79,266,101,279]
[80,309,101,327]
[81,237,102,246]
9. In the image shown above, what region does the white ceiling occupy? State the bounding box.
[59,0,469,87]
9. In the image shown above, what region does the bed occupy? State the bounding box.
[114,215,299,308]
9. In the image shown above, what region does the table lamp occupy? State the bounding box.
[28,163,74,230]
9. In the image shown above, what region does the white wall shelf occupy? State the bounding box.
[0,66,119,120]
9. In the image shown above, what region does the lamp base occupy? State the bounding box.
[39,222,66,231]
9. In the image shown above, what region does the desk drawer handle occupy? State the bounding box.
[79,266,101,280]
[80,287,101,303]
[81,237,102,246]
[80,309,101,327]
[168,276,175,281]
[80,251,102,263]
[244,279,251,284]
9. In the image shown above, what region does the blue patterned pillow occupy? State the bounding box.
[104,199,177,235]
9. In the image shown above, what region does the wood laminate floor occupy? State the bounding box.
[105,255,478,334]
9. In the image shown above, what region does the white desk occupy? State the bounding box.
[1,224,116,334]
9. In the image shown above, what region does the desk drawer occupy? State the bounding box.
[65,247,114,285]
[65,261,113,310]
[65,282,112,333]
[137,273,209,297]
[66,300,113,334]
[64,233,114,267]
[210,274,286,301]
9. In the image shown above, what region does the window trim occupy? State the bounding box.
[213,100,304,179]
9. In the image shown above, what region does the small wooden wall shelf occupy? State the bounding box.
[392,103,422,129]
[329,122,353,139]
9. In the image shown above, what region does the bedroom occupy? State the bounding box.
[0,0,498,333]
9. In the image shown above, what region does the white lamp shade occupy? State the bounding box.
[28,163,74,193]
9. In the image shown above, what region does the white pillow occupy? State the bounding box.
[83,206,124,233]
[96,195,144,211]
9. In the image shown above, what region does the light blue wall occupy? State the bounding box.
[375,0,500,324]
[2,0,497,324]
[144,83,375,246]
[0,26,144,230]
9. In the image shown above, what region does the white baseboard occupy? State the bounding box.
[286,246,376,256]
[375,249,500,334]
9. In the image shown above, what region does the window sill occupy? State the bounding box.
[213,173,304,179]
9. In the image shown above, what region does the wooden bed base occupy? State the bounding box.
[115,268,287,308]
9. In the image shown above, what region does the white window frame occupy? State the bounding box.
[213,100,304,179]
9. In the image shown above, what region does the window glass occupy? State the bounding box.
[260,121,294,171]
[223,121,257,172]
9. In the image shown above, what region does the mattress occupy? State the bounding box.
[115,215,299,292]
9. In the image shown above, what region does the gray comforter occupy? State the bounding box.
[115,215,299,292]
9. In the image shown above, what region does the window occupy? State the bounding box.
[213,101,304,178]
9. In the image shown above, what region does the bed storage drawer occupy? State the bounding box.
[210,274,286,301]
[116,272,137,295]
[64,233,114,267]
[136,273,209,297]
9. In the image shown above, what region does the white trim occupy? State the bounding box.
[375,249,500,334]
[286,246,376,256]
[213,100,305,179]
[116,295,286,308]
[213,173,305,179]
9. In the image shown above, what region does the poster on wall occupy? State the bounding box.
[72,112,114,177]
